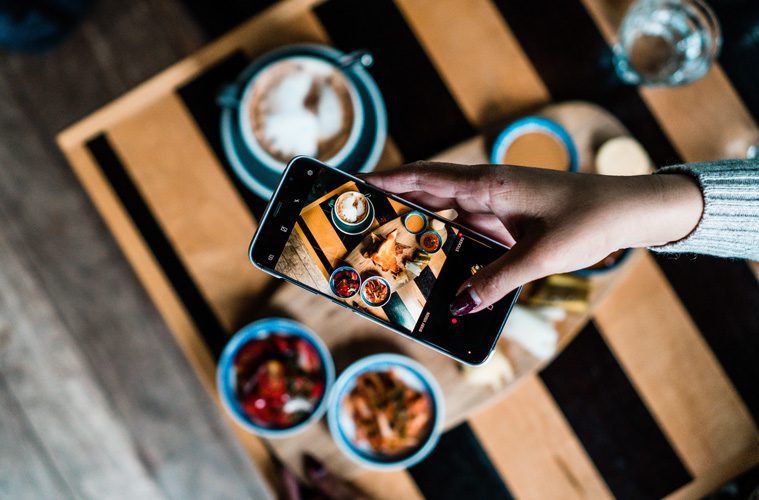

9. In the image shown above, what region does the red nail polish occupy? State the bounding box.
[450,287,482,316]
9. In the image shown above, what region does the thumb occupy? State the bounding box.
[449,239,542,316]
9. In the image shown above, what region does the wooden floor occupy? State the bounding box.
[0,1,270,498]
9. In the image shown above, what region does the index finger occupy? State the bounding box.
[363,161,483,198]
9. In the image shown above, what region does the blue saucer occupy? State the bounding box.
[219,45,387,200]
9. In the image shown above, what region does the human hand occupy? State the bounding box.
[365,162,703,315]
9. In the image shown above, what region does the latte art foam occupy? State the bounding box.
[336,192,367,224]
[249,58,355,163]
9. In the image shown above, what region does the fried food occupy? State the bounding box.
[363,229,409,275]
[343,370,433,455]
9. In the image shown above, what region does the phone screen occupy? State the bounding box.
[250,157,519,364]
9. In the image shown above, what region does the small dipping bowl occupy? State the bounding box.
[328,353,444,470]
[216,318,334,438]
[402,210,428,234]
[359,276,391,308]
[418,229,442,254]
[329,266,361,298]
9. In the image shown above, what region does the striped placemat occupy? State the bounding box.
[58,0,759,498]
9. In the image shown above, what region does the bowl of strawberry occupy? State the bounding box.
[217,318,334,437]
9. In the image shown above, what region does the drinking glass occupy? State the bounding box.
[724,129,759,160]
[613,0,721,86]
[746,138,759,160]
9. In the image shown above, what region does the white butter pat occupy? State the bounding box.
[595,136,653,176]
[502,305,559,361]
[462,349,515,390]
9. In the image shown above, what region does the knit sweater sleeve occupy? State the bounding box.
[650,159,759,260]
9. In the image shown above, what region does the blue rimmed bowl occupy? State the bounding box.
[402,210,428,234]
[418,229,442,254]
[490,116,579,172]
[359,275,392,308]
[329,265,361,299]
[216,318,335,438]
[218,44,387,200]
[327,354,445,470]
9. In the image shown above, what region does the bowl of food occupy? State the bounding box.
[402,210,428,234]
[419,229,442,253]
[327,354,444,470]
[359,276,391,307]
[330,266,361,299]
[217,318,334,438]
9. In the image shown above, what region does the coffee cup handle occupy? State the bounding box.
[216,83,241,108]
[338,50,374,70]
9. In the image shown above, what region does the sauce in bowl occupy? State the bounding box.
[419,230,442,253]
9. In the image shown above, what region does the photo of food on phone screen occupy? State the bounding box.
[269,163,516,355]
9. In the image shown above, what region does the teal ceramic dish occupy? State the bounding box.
[216,318,334,438]
[418,229,442,253]
[329,266,361,299]
[327,354,444,470]
[402,210,428,234]
[573,248,632,276]
[236,56,366,173]
[359,276,392,308]
[330,197,375,235]
[218,44,387,200]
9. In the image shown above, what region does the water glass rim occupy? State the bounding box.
[615,0,723,87]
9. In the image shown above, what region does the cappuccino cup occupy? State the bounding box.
[334,191,370,227]
[238,53,364,172]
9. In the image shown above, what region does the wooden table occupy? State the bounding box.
[57,0,759,498]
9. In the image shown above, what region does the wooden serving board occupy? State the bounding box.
[340,213,450,320]
[341,214,449,287]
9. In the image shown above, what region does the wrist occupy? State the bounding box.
[618,173,704,248]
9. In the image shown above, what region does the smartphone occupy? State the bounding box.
[249,157,519,365]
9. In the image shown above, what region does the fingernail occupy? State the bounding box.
[450,286,482,316]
